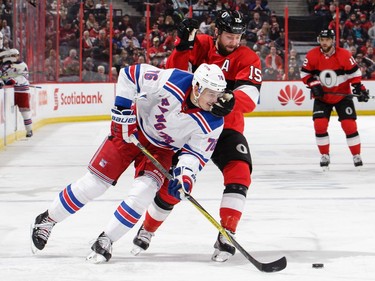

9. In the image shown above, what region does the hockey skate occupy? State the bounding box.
[353,154,363,168]
[31,210,56,254]
[26,130,33,138]
[131,224,154,256]
[211,232,236,262]
[86,232,113,263]
[320,154,330,171]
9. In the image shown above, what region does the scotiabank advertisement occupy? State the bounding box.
[35,83,115,119]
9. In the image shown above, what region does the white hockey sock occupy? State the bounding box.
[104,175,159,242]
[48,172,110,222]
[20,109,33,131]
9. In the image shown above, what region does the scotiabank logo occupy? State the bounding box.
[278,85,305,106]
[53,88,103,111]
[53,88,59,110]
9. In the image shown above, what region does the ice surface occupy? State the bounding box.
[1,116,374,281]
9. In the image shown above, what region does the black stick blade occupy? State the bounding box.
[260,256,287,273]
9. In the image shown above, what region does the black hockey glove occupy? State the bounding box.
[307,78,324,98]
[352,83,369,102]
[211,90,235,117]
[175,18,199,51]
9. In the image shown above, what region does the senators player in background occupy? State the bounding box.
[300,29,369,170]
[132,10,262,262]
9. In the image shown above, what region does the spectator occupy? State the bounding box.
[153,0,172,18]
[199,14,213,34]
[263,67,278,80]
[249,0,270,15]
[345,13,358,30]
[96,0,108,9]
[135,16,147,43]
[193,0,209,17]
[45,49,61,81]
[86,13,97,31]
[62,48,79,76]
[118,14,133,33]
[110,67,118,82]
[89,22,101,39]
[82,30,94,58]
[367,21,375,46]
[265,46,283,70]
[82,57,97,82]
[286,65,300,81]
[122,28,140,50]
[313,0,329,17]
[257,21,271,41]
[352,20,368,46]
[340,4,352,22]
[359,13,372,32]
[246,11,263,43]
[161,15,176,33]
[96,65,107,82]
[343,36,358,52]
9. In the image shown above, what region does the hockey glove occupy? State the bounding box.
[308,78,324,98]
[111,107,137,143]
[353,83,369,102]
[5,78,17,85]
[211,90,235,117]
[174,18,199,51]
[168,166,196,201]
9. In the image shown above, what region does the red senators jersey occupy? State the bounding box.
[300,46,362,104]
[166,34,262,133]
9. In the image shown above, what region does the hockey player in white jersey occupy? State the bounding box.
[0,48,33,137]
[31,63,235,262]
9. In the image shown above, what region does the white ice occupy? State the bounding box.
[1,116,375,281]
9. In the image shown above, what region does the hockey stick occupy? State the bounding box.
[129,134,287,272]
[325,91,375,99]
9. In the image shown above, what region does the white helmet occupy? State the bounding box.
[0,48,19,62]
[192,63,227,94]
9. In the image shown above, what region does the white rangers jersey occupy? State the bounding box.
[1,61,30,94]
[115,63,224,173]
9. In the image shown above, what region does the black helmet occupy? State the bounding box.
[319,29,335,39]
[215,10,246,34]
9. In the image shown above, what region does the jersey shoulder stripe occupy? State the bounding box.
[190,111,223,134]
[124,64,141,93]
[164,81,185,103]
[163,69,193,102]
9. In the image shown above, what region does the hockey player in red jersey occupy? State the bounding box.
[132,10,262,262]
[300,29,369,170]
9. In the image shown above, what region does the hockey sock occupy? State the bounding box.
[220,184,248,233]
[20,109,33,132]
[143,192,175,232]
[314,118,330,154]
[341,119,361,155]
[105,175,159,242]
[48,172,110,222]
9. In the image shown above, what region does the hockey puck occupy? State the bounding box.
[312,263,324,268]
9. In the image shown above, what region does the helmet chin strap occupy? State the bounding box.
[192,85,203,108]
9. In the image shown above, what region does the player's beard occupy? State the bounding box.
[216,40,237,56]
[321,44,334,54]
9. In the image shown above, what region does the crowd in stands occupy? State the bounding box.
[308,0,375,78]
[1,0,374,82]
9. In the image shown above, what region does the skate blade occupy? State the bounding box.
[30,223,38,255]
[86,251,107,264]
[130,245,144,256]
[321,166,329,172]
[211,249,233,262]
